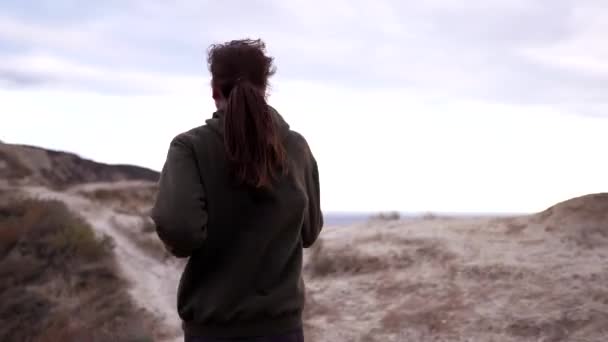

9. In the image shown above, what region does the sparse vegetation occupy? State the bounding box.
[1,142,159,189]
[305,237,418,278]
[141,215,157,233]
[421,211,439,220]
[80,185,158,215]
[0,148,32,180]
[303,205,608,341]
[370,211,401,221]
[0,198,155,342]
[111,215,170,262]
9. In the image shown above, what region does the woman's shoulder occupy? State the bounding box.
[285,129,311,151]
[172,123,218,144]
[284,130,317,170]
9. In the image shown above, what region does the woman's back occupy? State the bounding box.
[151,39,322,340]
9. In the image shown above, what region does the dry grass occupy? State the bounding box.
[111,215,170,262]
[501,217,529,234]
[305,234,455,279]
[303,195,608,341]
[305,239,398,277]
[0,198,155,342]
[369,211,401,221]
[534,193,608,249]
[0,148,32,180]
[79,185,158,216]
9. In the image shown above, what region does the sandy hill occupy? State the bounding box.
[537,193,608,226]
[1,142,607,342]
[0,143,178,341]
[302,193,608,341]
[0,197,158,342]
[530,193,608,249]
[0,142,159,188]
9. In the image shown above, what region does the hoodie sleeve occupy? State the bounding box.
[151,133,208,258]
[302,153,324,248]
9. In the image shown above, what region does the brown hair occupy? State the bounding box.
[207,39,286,188]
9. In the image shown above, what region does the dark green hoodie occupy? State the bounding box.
[151,107,323,338]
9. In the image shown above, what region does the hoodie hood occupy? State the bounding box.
[205,105,291,139]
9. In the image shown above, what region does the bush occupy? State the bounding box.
[80,185,158,216]
[0,148,32,179]
[0,199,111,261]
[0,198,155,342]
[110,215,170,262]
[370,211,401,221]
[305,239,392,277]
[140,216,156,233]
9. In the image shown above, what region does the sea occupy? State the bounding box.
[323,211,527,227]
[323,212,372,226]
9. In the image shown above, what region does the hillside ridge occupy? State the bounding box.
[0,141,159,188]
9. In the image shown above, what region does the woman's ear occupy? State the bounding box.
[212,86,227,110]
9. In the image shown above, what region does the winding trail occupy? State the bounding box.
[22,185,184,342]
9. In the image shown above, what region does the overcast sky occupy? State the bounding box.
[1,0,607,213]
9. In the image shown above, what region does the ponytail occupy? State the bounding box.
[223,80,286,188]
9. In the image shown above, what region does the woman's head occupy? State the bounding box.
[207,39,286,189]
[208,39,275,109]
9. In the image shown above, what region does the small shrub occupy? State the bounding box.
[421,212,438,220]
[370,211,401,221]
[50,220,109,260]
[80,185,158,216]
[110,215,169,262]
[0,221,21,257]
[306,239,391,277]
[0,198,155,342]
[140,216,156,233]
[0,149,32,179]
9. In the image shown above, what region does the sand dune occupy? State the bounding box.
[303,194,608,341]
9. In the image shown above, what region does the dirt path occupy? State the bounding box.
[22,185,184,342]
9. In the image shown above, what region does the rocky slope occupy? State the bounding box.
[0,142,159,188]
[0,142,183,341]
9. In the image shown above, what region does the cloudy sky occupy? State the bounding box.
[1,0,607,213]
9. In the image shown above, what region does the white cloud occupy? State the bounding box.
[0,15,130,59]
[2,0,608,212]
[2,1,607,107]
[519,3,608,77]
[0,53,206,94]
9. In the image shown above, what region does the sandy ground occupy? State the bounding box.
[302,205,608,342]
[14,181,608,342]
